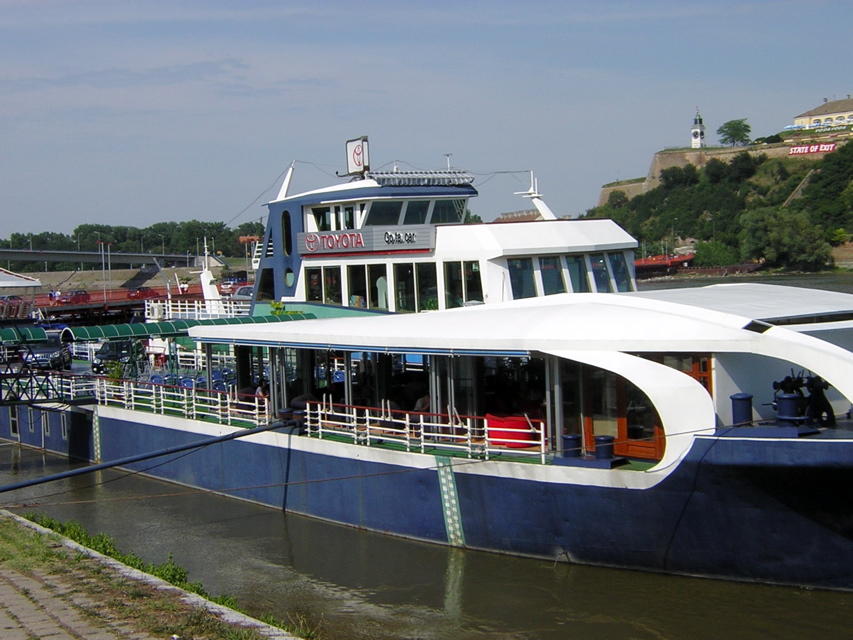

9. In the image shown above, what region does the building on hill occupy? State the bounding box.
[793,97,853,130]
[598,104,851,207]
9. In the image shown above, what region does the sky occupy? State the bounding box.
[1,0,851,239]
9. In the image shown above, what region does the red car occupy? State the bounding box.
[58,289,91,304]
[127,286,158,299]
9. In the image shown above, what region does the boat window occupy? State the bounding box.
[607,252,633,292]
[312,207,333,231]
[465,261,482,303]
[257,268,275,301]
[348,265,367,307]
[445,262,464,308]
[284,268,295,287]
[589,253,612,293]
[395,263,416,312]
[539,256,566,295]
[369,264,388,309]
[417,263,438,311]
[306,268,322,302]
[508,258,537,299]
[324,267,342,305]
[445,261,483,308]
[403,200,430,225]
[281,210,292,257]
[430,199,465,224]
[365,201,403,226]
[565,255,590,292]
[336,204,355,229]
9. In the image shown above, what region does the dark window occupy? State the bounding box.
[508,258,536,299]
[404,201,430,225]
[565,255,590,292]
[430,199,464,224]
[365,201,403,226]
[312,207,333,231]
[281,210,292,257]
[539,256,566,295]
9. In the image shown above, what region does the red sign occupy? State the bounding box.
[789,143,836,155]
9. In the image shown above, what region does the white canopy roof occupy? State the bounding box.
[0,267,40,289]
[192,284,849,352]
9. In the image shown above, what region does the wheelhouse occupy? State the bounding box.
[252,168,637,313]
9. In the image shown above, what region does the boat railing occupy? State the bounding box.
[304,398,548,462]
[94,376,270,427]
[145,298,250,321]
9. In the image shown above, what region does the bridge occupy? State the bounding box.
[0,249,223,268]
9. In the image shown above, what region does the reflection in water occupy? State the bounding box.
[1,405,852,638]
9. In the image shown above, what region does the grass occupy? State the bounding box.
[0,513,319,640]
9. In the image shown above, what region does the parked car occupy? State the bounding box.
[59,289,91,304]
[127,286,158,299]
[230,285,254,302]
[21,331,71,370]
[91,340,134,375]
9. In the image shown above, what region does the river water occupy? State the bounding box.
[1,273,852,639]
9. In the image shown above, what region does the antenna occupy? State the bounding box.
[513,171,557,220]
[444,153,452,170]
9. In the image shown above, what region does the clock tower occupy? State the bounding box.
[691,110,706,149]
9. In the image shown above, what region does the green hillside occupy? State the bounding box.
[585,142,853,270]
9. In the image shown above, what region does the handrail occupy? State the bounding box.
[304,398,547,462]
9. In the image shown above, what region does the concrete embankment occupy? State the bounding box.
[0,511,298,640]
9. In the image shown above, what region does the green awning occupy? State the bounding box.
[0,326,48,344]
[60,313,316,342]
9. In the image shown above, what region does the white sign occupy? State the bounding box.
[346,137,369,175]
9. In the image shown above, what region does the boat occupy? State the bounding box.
[3,139,853,591]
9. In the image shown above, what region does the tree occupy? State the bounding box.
[717,119,752,147]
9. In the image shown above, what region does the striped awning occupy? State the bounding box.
[59,313,315,342]
[0,326,48,344]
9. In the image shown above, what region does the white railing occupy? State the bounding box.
[145,298,251,321]
[304,398,548,463]
[94,377,271,427]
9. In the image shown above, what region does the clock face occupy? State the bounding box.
[693,131,700,138]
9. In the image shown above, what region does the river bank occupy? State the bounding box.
[0,510,297,640]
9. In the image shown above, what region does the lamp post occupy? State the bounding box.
[97,240,106,303]
[107,242,113,299]
[158,234,165,255]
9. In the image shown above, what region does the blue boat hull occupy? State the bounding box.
[3,406,853,590]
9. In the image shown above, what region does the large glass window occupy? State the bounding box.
[589,253,612,292]
[394,263,416,312]
[464,261,483,303]
[607,252,633,292]
[539,256,566,295]
[445,262,464,308]
[417,263,438,311]
[444,261,482,308]
[565,255,590,292]
[348,265,367,307]
[324,267,342,305]
[430,199,465,224]
[404,201,430,225]
[369,264,388,309]
[365,201,403,226]
[306,268,322,301]
[508,258,537,299]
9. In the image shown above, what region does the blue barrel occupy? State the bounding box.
[593,435,615,460]
[561,434,583,458]
[730,393,753,426]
